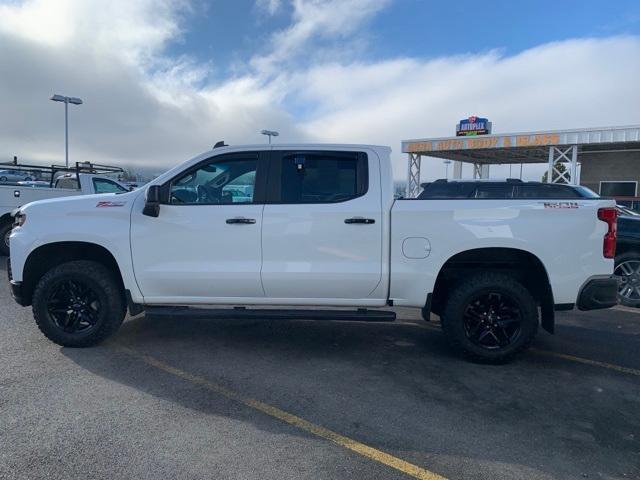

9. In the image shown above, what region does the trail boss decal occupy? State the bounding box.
[543,202,579,209]
[96,201,126,208]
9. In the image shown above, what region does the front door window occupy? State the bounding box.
[170,159,257,205]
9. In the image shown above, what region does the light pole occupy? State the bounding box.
[443,160,452,179]
[261,129,279,144]
[50,94,83,167]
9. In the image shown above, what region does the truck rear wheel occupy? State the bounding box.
[32,260,126,347]
[441,273,538,363]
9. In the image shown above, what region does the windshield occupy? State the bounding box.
[572,186,600,198]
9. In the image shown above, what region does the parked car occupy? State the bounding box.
[418,179,599,199]
[8,144,618,363]
[614,205,640,307]
[0,170,34,183]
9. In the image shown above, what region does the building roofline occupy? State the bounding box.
[402,124,640,144]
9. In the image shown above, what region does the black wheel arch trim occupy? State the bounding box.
[20,241,127,307]
[431,247,555,334]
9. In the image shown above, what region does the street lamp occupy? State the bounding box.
[261,129,279,144]
[50,94,83,167]
[443,160,452,179]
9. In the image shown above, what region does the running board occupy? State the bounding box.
[144,307,396,322]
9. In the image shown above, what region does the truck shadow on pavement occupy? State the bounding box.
[61,313,640,480]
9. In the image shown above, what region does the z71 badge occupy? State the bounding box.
[96,201,126,208]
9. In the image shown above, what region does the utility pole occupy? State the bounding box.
[51,94,83,167]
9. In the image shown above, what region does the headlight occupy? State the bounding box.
[13,212,26,227]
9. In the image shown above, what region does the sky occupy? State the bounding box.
[0,0,639,180]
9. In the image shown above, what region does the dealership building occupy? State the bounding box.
[402,121,640,202]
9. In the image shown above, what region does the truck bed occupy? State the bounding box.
[389,198,615,307]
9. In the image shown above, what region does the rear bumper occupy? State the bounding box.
[577,276,619,311]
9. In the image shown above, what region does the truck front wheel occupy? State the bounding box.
[441,273,538,363]
[32,260,126,347]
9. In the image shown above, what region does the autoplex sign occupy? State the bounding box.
[456,116,492,136]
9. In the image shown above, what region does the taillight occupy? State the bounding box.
[597,207,617,259]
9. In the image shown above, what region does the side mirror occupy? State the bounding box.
[143,185,161,217]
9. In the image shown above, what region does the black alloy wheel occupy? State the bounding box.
[462,292,522,350]
[46,279,101,333]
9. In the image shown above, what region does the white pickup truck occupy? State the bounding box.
[8,144,619,362]
[0,162,129,255]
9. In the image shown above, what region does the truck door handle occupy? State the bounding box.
[344,217,375,224]
[226,217,256,224]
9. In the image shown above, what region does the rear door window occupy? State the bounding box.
[269,151,368,203]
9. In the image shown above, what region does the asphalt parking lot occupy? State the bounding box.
[1,262,639,480]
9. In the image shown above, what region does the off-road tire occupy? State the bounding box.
[441,272,538,363]
[32,260,126,347]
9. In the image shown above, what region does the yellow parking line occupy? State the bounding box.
[118,346,447,480]
[530,348,640,377]
[397,322,640,377]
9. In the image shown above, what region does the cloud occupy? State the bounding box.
[294,37,640,178]
[0,0,638,182]
[253,0,391,72]
[0,0,307,173]
[256,0,284,16]
[0,0,189,64]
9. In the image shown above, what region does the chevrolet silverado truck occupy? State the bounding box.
[0,162,128,255]
[8,144,619,362]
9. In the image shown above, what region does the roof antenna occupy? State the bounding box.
[213,141,228,149]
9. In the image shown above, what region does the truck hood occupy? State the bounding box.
[19,189,142,215]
